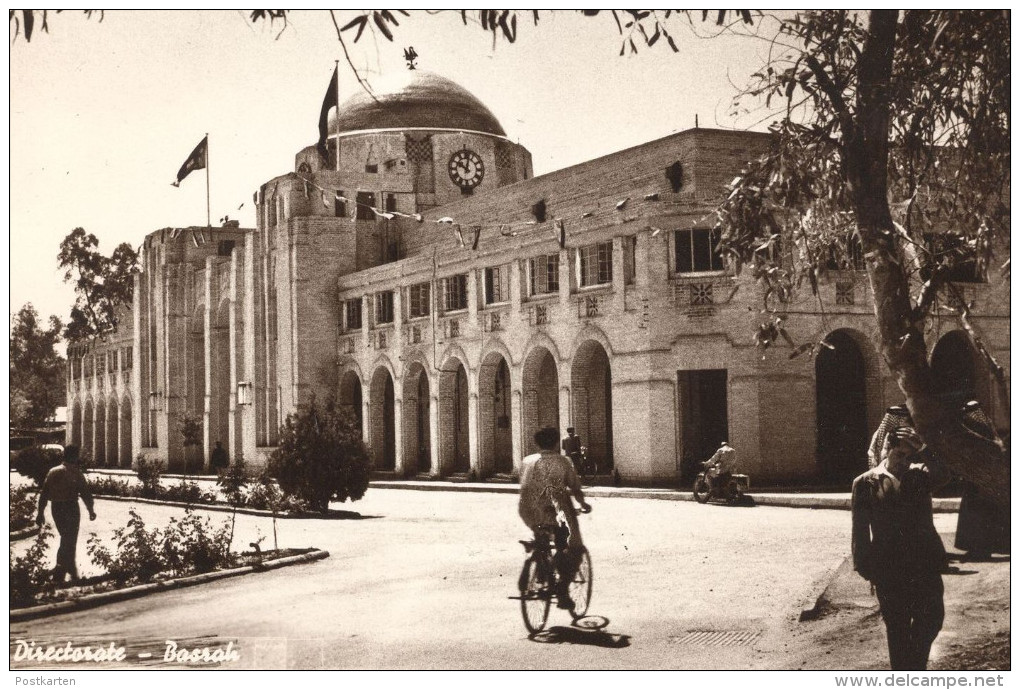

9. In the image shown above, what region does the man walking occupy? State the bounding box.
[851,427,948,670]
[36,445,96,584]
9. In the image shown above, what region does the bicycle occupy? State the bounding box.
[570,446,598,484]
[514,506,593,635]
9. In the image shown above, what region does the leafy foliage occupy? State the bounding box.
[10,526,54,607]
[57,227,139,342]
[270,396,370,513]
[217,455,249,509]
[13,446,63,487]
[9,303,65,430]
[86,509,231,585]
[9,485,37,532]
[134,457,165,497]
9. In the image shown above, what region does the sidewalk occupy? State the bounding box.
[85,469,962,512]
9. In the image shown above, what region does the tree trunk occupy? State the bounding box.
[849,11,1008,510]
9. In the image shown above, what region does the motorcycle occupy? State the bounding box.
[692,461,750,504]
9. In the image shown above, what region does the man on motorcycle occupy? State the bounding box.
[519,427,592,611]
[704,441,737,495]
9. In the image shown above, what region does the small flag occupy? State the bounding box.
[471,226,481,250]
[454,226,465,248]
[615,197,629,210]
[554,218,565,248]
[171,136,207,187]
[317,66,339,158]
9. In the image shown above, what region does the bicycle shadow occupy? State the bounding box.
[529,617,631,648]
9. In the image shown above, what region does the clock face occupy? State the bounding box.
[448,149,485,189]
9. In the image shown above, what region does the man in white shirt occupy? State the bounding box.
[704,441,737,495]
[519,427,591,610]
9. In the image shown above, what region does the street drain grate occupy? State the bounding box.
[670,630,761,647]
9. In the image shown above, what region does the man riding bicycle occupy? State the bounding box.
[519,426,592,611]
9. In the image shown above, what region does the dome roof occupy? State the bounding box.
[329,70,506,138]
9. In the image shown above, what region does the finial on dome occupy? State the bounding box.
[404,46,418,70]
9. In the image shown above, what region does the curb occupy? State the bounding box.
[10,526,40,541]
[10,548,330,623]
[798,556,850,622]
[369,481,961,512]
[92,494,305,519]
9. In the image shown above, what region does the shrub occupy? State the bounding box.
[270,396,371,513]
[135,457,164,498]
[10,485,37,532]
[13,446,62,487]
[217,456,249,508]
[87,475,134,498]
[10,526,54,607]
[87,509,231,585]
[161,479,216,505]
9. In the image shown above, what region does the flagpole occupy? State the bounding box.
[205,133,211,228]
[334,60,340,172]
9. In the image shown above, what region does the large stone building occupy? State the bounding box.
[66,69,1010,486]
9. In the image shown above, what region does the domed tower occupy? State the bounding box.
[251,70,531,434]
[295,70,533,210]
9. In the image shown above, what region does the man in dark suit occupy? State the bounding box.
[851,427,949,670]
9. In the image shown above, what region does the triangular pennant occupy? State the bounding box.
[471,226,481,251]
[554,218,566,248]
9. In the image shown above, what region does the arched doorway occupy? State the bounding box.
[339,370,364,435]
[931,330,987,412]
[401,363,432,475]
[210,301,231,461]
[105,396,119,467]
[369,368,396,471]
[71,402,82,447]
[815,330,869,483]
[94,399,107,466]
[522,347,560,456]
[571,340,614,472]
[479,352,513,476]
[439,359,471,474]
[120,396,133,468]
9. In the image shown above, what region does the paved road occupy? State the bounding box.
[10,487,960,669]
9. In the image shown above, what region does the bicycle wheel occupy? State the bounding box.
[519,556,550,635]
[568,548,593,618]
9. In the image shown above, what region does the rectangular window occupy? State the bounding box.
[579,241,613,287]
[345,298,362,331]
[107,352,116,373]
[356,192,376,221]
[408,282,431,318]
[334,190,346,218]
[825,232,865,271]
[485,264,511,304]
[123,347,133,370]
[529,253,560,295]
[385,193,397,213]
[443,274,468,312]
[675,228,724,273]
[375,291,394,325]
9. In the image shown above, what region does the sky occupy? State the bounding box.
[9,10,785,328]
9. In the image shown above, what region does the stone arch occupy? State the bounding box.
[71,400,82,447]
[401,360,433,476]
[930,330,987,410]
[94,398,107,466]
[82,398,95,462]
[438,342,474,386]
[815,328,879,483]
[209,299,231,459]
[338,367,364,436]
[369,366,396,471]
[571,339,614,472]
[521,345,560,456]
[568,324,614,362]
[188,304,206,424]
[105,395,119,467]
[478,349,514,476]
[120,395,133,468]
[438,354,471,474]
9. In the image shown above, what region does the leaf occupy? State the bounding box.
[373,11,393,41]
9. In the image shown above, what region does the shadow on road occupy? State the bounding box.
[530,620,631,648]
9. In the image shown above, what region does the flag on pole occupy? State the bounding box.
[171,136,208,187]
[317,66,339,158]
